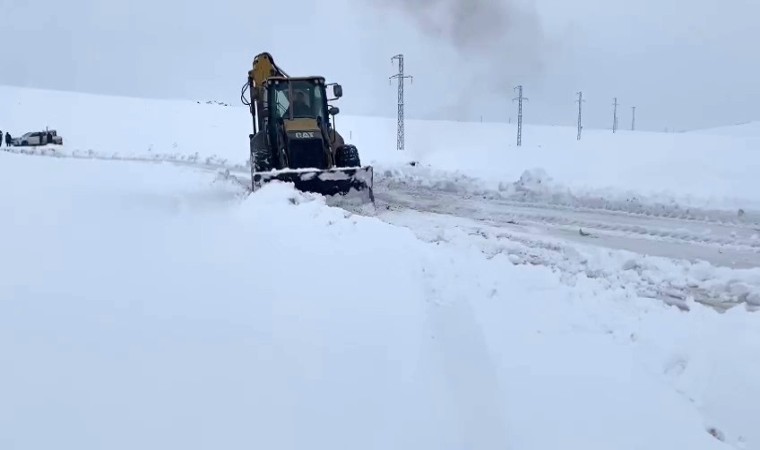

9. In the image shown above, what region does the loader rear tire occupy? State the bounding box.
[335,144,361,168]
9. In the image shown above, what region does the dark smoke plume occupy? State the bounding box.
[376,0,531,51]
[364,0,547,120]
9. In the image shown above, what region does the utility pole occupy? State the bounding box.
[576,91,585,140]
[389,54,413,151]
[631,106,636,131]
[513,85,528,146]
[612,97,619,133]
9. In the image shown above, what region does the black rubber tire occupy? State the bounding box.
[253,149,272,172]
[250,132,272,172]
[335,144,361,168]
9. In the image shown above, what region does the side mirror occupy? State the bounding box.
[332,84,343,98]
[329,106,340,116]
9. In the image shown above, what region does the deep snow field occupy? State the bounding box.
[1,85,760,449]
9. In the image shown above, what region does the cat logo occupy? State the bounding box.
[293,131,316,139]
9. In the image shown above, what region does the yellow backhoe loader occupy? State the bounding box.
[241,52,374,202]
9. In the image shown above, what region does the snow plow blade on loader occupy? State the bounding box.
[253,165,375,203]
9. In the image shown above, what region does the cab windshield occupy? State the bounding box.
[272,80,326,122]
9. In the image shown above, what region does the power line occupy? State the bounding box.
[389,54,413,151]
[513,85,528,146]
[576,91,585,141]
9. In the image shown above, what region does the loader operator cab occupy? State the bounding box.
[267,77,343,128]
[270,78,329,123]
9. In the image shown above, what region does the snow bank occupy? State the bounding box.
[381,127,760,212]
[0,153,435,448]
[2,84,759,212]
[1,152,756,449]
[695,121,760,138]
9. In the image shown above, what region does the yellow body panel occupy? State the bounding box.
[283,118,320,132]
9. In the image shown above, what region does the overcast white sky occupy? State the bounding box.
[1,0,758,131]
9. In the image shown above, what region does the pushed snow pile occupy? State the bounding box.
[505,167,558,194]
[1,152,759,449]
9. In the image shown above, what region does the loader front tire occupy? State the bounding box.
[335,144,361,168]
[250,132,272,172]
[253,149,272,172]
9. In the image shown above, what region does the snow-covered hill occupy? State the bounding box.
[2,84,759,211]
[2,84,760,449]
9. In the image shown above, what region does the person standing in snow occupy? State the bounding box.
[5,132,12,148]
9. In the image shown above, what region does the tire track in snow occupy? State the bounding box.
[372,176,760,270]
[378,167,760,228]
[419,260,511,449]
[382,210,760,313]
